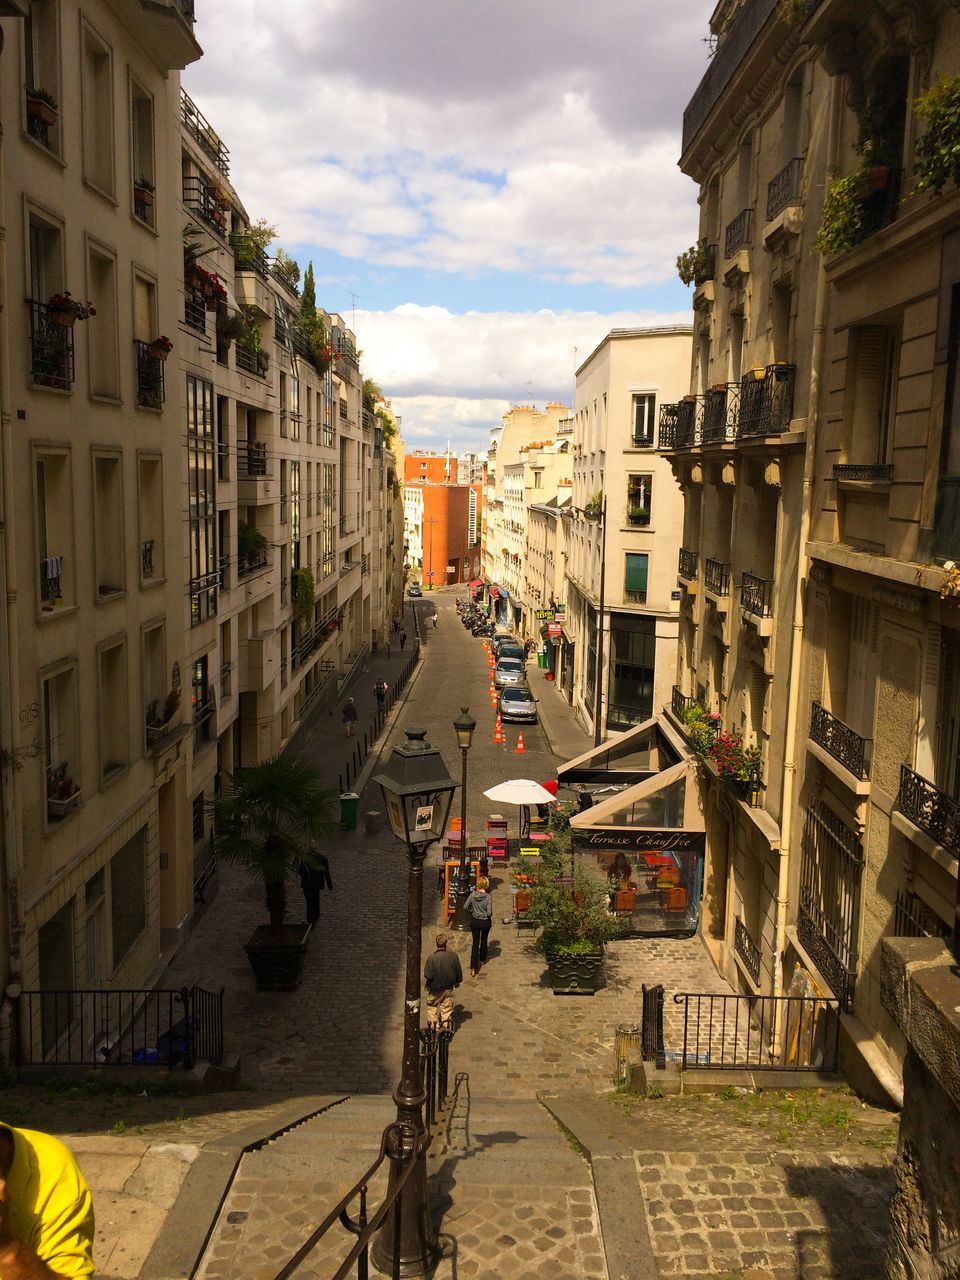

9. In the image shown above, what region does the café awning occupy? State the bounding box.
[467,578,483,590]
[558,715,686,784]
[569,759,703,842]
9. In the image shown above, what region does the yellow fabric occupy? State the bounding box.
[2,1124,94,1278]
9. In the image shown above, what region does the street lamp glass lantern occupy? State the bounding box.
[453,706,477,752]
[373,727,457,849]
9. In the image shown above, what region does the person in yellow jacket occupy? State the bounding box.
[0,1122,94,1278]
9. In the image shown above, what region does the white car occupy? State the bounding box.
[494,657,527,690]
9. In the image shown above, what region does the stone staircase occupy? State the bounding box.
[193,1090,607,1279]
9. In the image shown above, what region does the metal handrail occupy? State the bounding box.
[673,991,840,1071]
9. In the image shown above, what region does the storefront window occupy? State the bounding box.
[607,616,656,732]
[602,775,686,828]
[575,834,703,938]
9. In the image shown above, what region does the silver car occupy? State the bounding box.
[494,657,527,689]
[499,685,538,723]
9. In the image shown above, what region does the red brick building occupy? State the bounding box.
[405,452,458,485]
[406,481,481,587]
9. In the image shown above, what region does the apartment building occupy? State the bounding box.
[0,1,201,1007]
[402,480,480,588]
[666,0,960,1093]
[500,440,571,637]
[526,496,570,687]
[565,329,690,739]
[405,450,457,485]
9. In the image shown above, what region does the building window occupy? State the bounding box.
[797,800,864,1010]
[291,460,301,542]
[111,830,146,968]
[35,449,72,611]
[93,453,124,598]
[844,325,899,469]
[81,21,114,197]
[607,617,656,732]
[24,0,61,154]
[192,654,214,753]
[138,454,163,584]
[98,640,127,782]
[187,375,217,624]
[624,552,648,603]
[87,245,119,398]
[43,664,80,821]
[130,80,155,225]
[626,475,652,526]
[631,394,656,447]
[935,285,960,560]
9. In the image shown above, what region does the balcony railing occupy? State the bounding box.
[833,463,893,483]
[766,157,803,221]
[237,554,268,579]
[702,383,739,444]
[676,398,700,449]
[40,555,63,605]
[737,363,795,439]
[678,547,698,580]
[624,588,647,603]
[235,343,264,376]
[658,404,678,450]
[671,685,697,721]
[897,764,960,858]
[193,697,214,752]
[694,243,717,287]
[29,301,74,390]
[231,234,269,279]
[724,207,753,258]
[735,916,762,984]
[810,701,870,779]
[339,399,348,421]
[182,175,228,237]
[704,558,730,596]
[135,341,165,408]
[180,88,229,175]
[239,440,268,477]
[184,288,206,333]
[740,571,772,617]
[141,540,155,580]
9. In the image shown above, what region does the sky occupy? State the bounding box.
[184,0,716,451]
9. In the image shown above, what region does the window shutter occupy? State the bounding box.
[624,553,648,593]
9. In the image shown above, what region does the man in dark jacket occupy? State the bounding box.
[423,932,462,1031]
[299,851,333,926]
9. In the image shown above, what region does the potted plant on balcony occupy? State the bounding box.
[185,261,227,310]
[292,565,315,625]
[26,88,58,127]
[146,688,181,746]
[525,807,624,994]
[134,175,155,207]
[676,238,710,287]
[237,520,268,571]
[147,335,173,362]
[814,171,867,256]
[212,755,336,990]
[913,75,960,196]
[47,763,81,818]
[46,292,96,327]
[584,492,604,520]
[628,504,649,524]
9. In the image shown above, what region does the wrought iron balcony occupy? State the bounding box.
[810,701,870,779]
[239,440,267,477]
[40,555,64,605]
[833,463,893,483]
[740,571,773,617]
[141,540,155,579]
[135,341,165,408]
[675,398,701,449]
[702,384,739,444]
[724,208,753,258]
[184,288,206,333]
[897,764,960,858]
[180,89,229,175]
[678,547,698,580]
[237,553,268,579]
[182,175,228,238]
[704,558,730,596]
[766,157,803,221]
[694,243,717,287]
[235,343,265,377]
[737,364,795,439]
[735,917,761,984]
[29,301,74,390]
[671,685,697,720]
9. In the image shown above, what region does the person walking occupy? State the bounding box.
[298,851,333,927]
[464,875,494,976]
[423,932,462,1031]
[374,677,388,712]
[341,697,358,737]
[399,628,407,651]
[431,613,438,629]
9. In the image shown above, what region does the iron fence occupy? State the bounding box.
[798,799,864,1011]
[833,463,893,482]
[674,992,840,1071]
[702,383,739,443]
[29,300,74,390]
[135,340,165,408]
[890,888,950,940]
[641,983,665,1069]
[678,547,698,580]
[180,88,229,174]
[737,363,796,439]
[740,571,773,617]
[419,1026,451,1128]
[897,763,960,858]
[810,700,870,778]
[17,985,224,1067]
[724,207,753,258]
[675,398,701,449]
[734,917,762,984]
[766,157,803,221]
[704,558,731,596]
[658,403,679,450]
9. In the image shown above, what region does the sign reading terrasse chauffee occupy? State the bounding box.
[574,828,706,853]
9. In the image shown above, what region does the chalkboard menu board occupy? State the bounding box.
[444,860,480,925]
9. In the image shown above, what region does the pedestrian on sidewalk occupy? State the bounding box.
[399,628,407,651]
[374,677,388,712]
[431,613,438,629]
[298,851,333,926]
[0,1121,95,1278]
[341,697,358,737]
[424,932,462,1031]
[393,614,400,633]
[464,876,494,976]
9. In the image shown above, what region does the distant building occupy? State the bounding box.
[403,482,480,588]
[405,451,457,485]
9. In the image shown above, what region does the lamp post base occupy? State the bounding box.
[451,885,472,932]
[371,1124,439,1277]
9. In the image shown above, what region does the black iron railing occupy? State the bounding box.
[678,547,698,580]
[833,463,893,482]
[798,799,863,1011]
[29,301,74,390]
[40,555,63,604]
[239,440,268,477]
[891,888,950,940]
[142,540,155,579]
[724,207,753,258]
[766,157,803,221]
[231,234,270,279]
[673,992,840,1071]
[735,917,762,983]
[182,175,228,237]
[810,701,870,778]
[695,243,717,287]
[419,1026,451,1128]
[237,554,268,579]
[184,288,206,333]
[671,685,697,720]
[676,398,701,449]
[737,363,796,438]
[16,985,224,1067]
[180,88,229,175]
[235,343,266,376]
[897,764,960,858]
[702,383,740,443]
[658,403,679,450]
[135,340,165,408]
[641,983,666,1069]
[741,571,773,617]
[704,558,730,596]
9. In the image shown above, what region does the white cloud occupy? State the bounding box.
[358,305,691,449]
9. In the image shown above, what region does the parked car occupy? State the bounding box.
[496,643,526,663]
[407,583,423,597]
[499,685,538,723]
[492,633,522,657]
[494,657,527,689]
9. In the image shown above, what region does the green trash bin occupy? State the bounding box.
[339,792,359,831]
[537,651,548,670]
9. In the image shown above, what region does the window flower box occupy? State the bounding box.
[26,90,58,128]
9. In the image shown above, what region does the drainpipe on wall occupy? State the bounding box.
[771,74,840,1041]
[0,24,26,1051]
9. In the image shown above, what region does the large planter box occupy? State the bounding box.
[244,924,311,990]
[545,948,604,995]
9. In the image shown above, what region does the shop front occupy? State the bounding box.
[559,719,704,938]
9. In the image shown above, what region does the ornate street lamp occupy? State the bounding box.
[371,727,457,1276]
[451,707,477,933]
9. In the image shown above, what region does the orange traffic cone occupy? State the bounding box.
[515,732,526,754]
[494,718,503,744]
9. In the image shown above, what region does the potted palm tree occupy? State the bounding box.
[525,806,624,993]
[212,755,337,990]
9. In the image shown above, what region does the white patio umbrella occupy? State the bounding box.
[483,779,557,840]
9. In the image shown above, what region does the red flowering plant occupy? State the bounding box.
[710,729,762,783]
[47,292,96,320]
[185,262,227,304]
[148,335,174,354]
